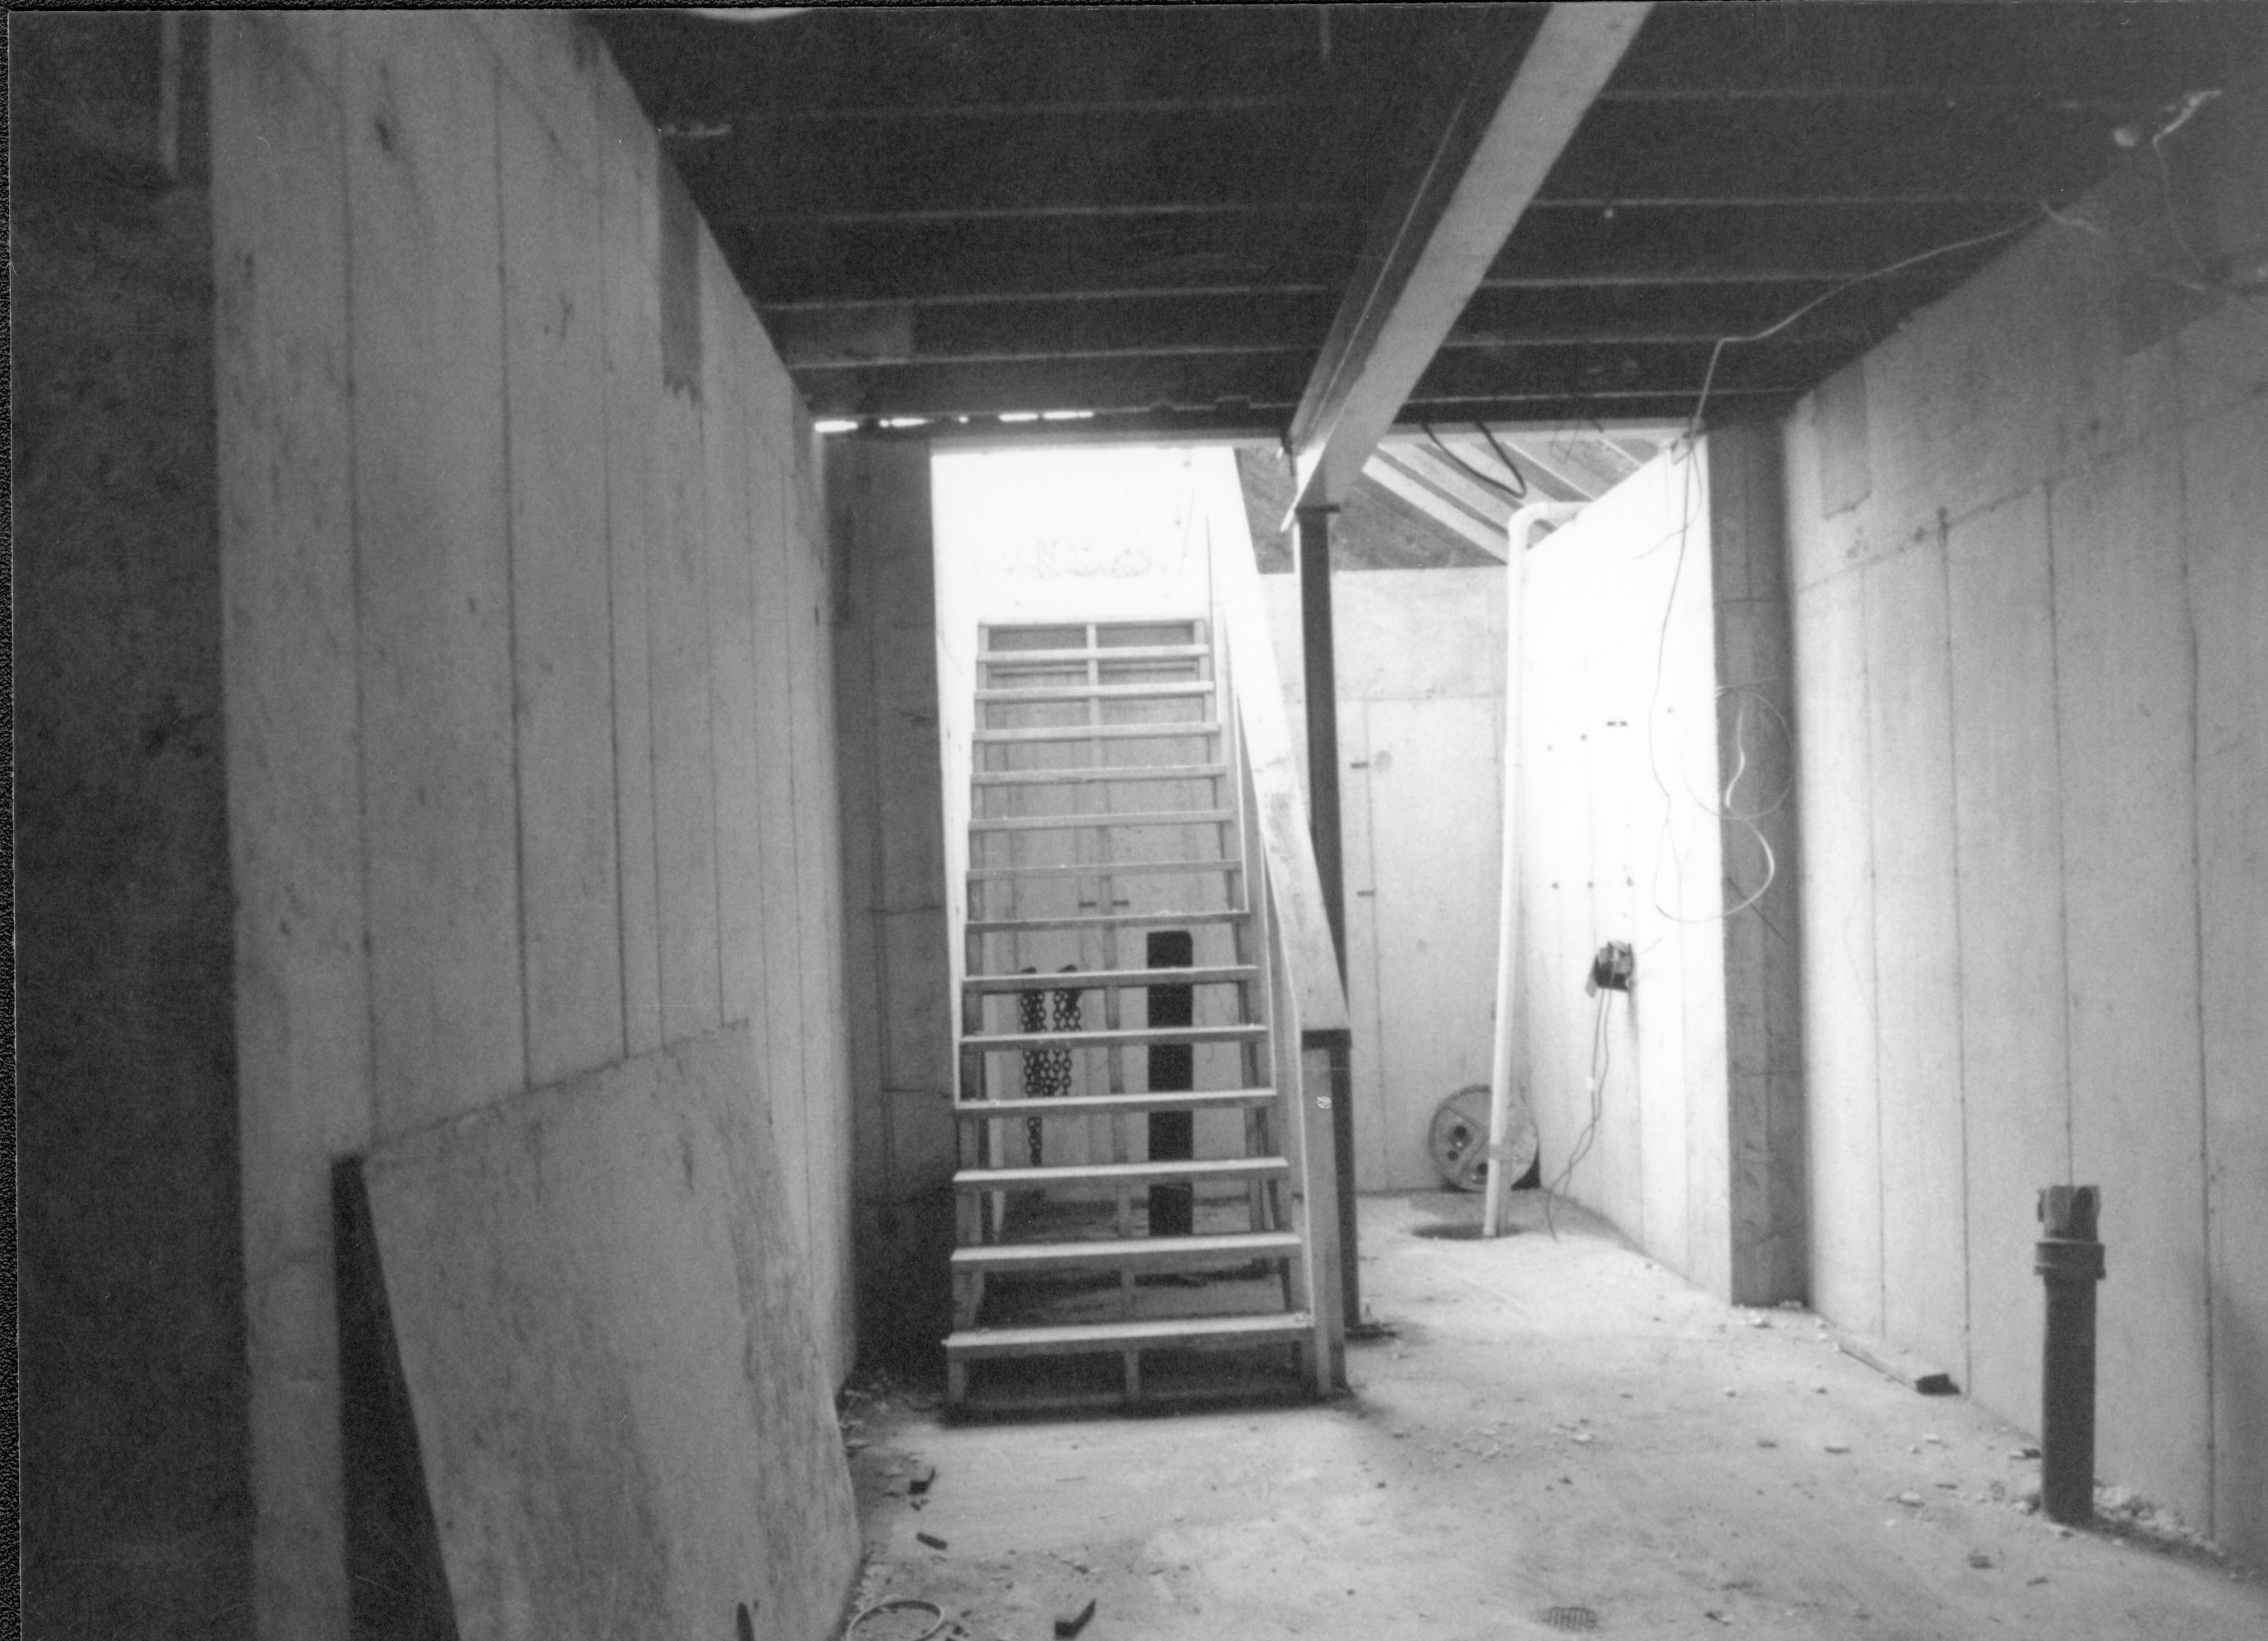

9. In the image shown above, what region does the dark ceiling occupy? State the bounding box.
[590,2,2264,442]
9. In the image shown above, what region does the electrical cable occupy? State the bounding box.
[1630,213,2043,933]
[1474,421,1532,500]
[1686,211,2046,438]
[1422,421,1527,501]
[1540,987,1611,1242]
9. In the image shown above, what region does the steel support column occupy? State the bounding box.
[1297,503,1361,1329]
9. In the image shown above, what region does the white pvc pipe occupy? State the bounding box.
[1482,501,1583,1239]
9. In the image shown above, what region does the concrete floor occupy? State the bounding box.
[839,1192,2266,1640]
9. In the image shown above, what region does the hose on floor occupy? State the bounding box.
[845,1597,949,1641]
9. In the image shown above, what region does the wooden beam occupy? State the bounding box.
[1287,3,1652,513]
[1360,454,1506,560]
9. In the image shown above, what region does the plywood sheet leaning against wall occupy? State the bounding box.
[360,1022,858,1641]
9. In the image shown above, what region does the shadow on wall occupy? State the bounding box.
[15,12,255,1637]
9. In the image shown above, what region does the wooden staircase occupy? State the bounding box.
[947,616,1340,1409]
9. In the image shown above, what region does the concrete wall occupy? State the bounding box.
[831,437,958,1367]
[1511,453,1725,1287]
[213,14,856,1632]
[1497,437,1804,1306]
[1263,570,1511,1192]
[1784,83,2266,1557]
[16,15,253,1635]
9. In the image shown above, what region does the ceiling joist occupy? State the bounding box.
[1359,455,1507,560]
[587,2,2262,436]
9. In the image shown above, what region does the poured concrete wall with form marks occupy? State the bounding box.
[1494,442,1803,1305]
[1784,79,2267,1562]
[213,13,857,1633]
[1262,569,1511,1192]
[1256,483,1800,1255]
[832,436,959,1367]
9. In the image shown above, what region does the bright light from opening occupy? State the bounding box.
[813,419,857,434]
[1039,409,1095,423]
[881,416,930,430]
[997,412,1042,423]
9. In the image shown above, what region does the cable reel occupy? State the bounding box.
[1427,1082,1538,1193]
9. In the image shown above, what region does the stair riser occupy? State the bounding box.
[975,725,1221,745]
[980,645,1207,667]
[974,766,1226,788]
[968,862,1240,885]
[945,1314,1314,1360]
[966,1029,1263,1055]
[953,1235,1300,1275]
[964,966,1255,994]
[977,684,1215,704]
[954,1088,1274,1120]
[968,911,1247,935]
[969,811,1234,833]
[956,1161,1287,1192]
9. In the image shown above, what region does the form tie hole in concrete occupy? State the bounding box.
[1541,1606,1600,1632]
[735,1600,756,1641]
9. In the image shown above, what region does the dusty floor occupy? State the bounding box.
[838,1192,2264,1640]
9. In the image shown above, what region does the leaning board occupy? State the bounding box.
[364,1022,858,1641]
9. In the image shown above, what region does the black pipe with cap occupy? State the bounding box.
[2036,1184,2105,1525]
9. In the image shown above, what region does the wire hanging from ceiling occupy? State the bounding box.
[1685,210,2048,438]
[1420,422,1528,501]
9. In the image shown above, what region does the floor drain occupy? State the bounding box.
[1541,1607,1600,1632]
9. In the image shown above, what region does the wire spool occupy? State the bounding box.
[1428,1082,1537,1193]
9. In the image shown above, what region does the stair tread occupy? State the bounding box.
[945,1312,1313,1356]
[981,645,1208,666]
[968,908,1247,933]
[952,1232,1301,1271]
[957,1156,1288,1190]
[955,1087,1275,1118]
[979,682,1215,702]
[975,764,1226,786]
[970,809,1235,833]
[964,964,1256,992]
[968,1023,1264,1052]
[975,723,1222,744]
[968,857,1238,881]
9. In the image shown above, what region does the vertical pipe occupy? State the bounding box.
[1296,503,1360,1328]
[1483,503,1581,1237]
[2036,1185,2105,1524]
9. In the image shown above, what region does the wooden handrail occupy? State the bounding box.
[1199,457,1353,1044]
[1202,452,1349,1388]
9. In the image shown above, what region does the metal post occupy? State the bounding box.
[1297,503,1361,1329]
[1297,505,1349,971]
[1482,501,1579,1239]
[2036,1185,2105,1525]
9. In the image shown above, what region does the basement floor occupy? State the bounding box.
[840,1192,2266,1640]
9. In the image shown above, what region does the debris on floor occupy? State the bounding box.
[834,1193,2268,1641]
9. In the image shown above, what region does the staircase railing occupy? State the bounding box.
[1206,485,1350,1392]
